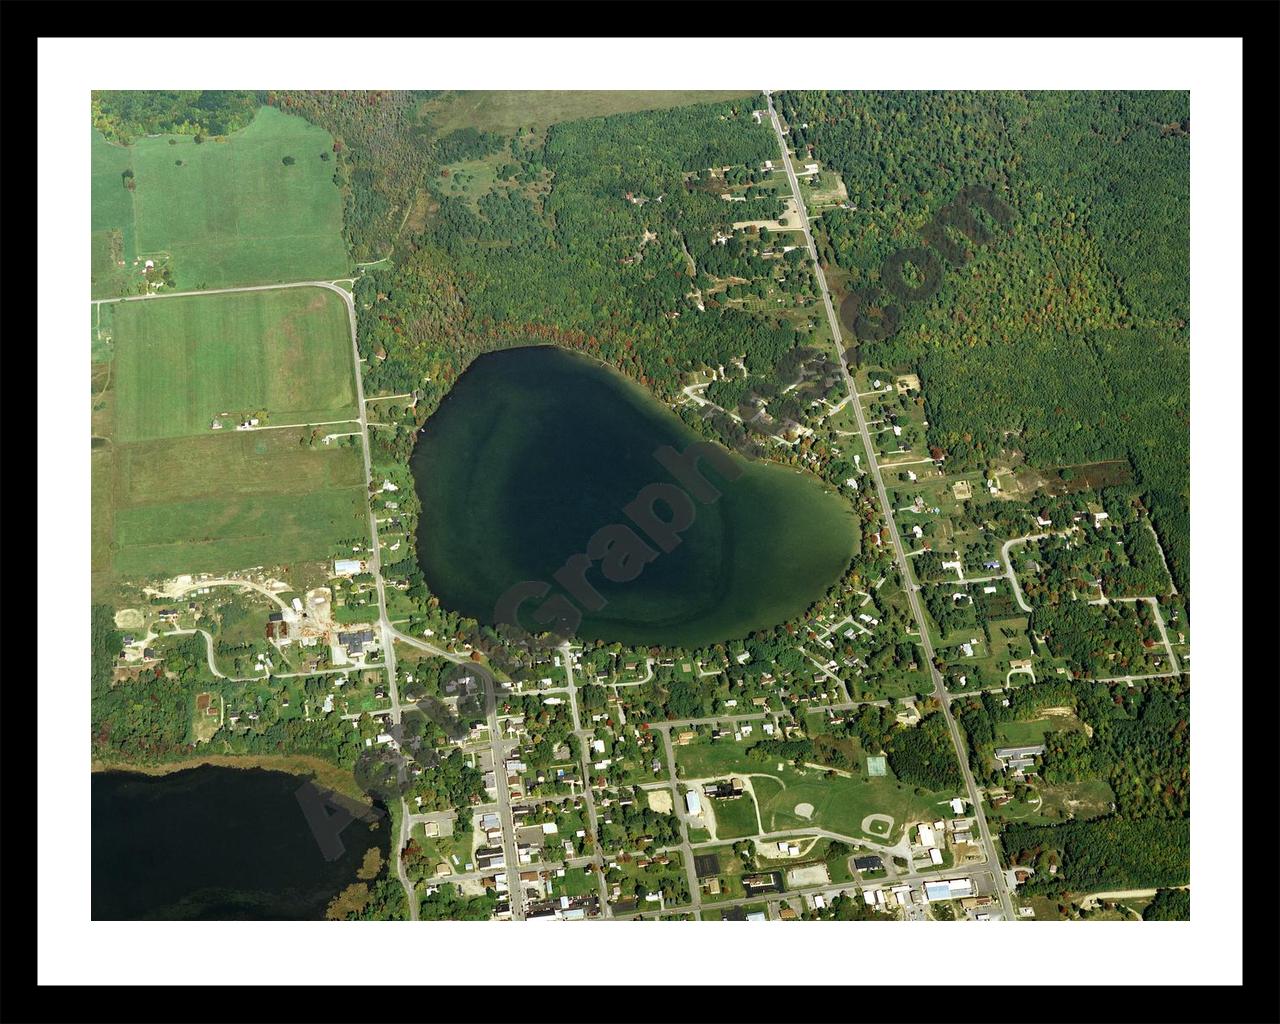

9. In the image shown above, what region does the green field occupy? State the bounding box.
[94,287,368,592]
[676,739,949,843]
[112,287,358,442]
[93,106,350,293]
[114,428,364,504]
[92,130,139,297]
[711,794,760,840]
[421,91,759,134]
[112,482,366,580]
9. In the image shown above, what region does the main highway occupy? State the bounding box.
[764,90,1016,921]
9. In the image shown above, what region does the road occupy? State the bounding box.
[765,90,1016,921]
[560,643,613,917]
[1000,529,1074,613]
[651,723,704,919]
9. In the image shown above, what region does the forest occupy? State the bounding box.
[958,676,1188,818]
[92,90,261,143]
[1001,816,1189,895]
[776,90,1189,600]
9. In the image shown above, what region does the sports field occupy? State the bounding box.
[675,739,949,843]
[92,106,349,293]
[112,287,358,442]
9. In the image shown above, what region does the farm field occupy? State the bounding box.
[122,106,349,290]
[111,482,366,581]
[93,286,368,593]
[113,428,365,505]
[420,90,759,134]
[92,130,139,298]
[112,287,358,442]
[92,107,349,296]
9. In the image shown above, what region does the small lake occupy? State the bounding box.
[411,345,856,648]
[92,767,388,920]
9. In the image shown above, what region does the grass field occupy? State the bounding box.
[112,485,367,579]
[92,106,349,294]
[112,287,358,442]
[675,739,948,843]
[114,428,364,504]
[711,794,759,840]
[92,130,140,298]
[420,91,759,135]
[93,287,368,592]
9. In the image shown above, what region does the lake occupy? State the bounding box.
[411,345,856,648]
[92,766,388,920]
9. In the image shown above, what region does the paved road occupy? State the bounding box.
[1000,529,1073,612]
[560,643,613,917]
[652,723,704,919]
[765,90,1016,922]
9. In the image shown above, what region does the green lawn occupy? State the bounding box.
[123,106,350,289]
[112,287,358,442]
[711,794,759,840]
[548,866,595,899]
[994,719,1053,747]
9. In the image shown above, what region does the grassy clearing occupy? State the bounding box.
[1038,778,1115,820]
[112,287,358,442]
[125,106,349,289]
[420,91,759,135]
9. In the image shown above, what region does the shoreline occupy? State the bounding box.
[91,752,371,803]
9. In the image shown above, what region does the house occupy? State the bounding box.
[854,855,883,872]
